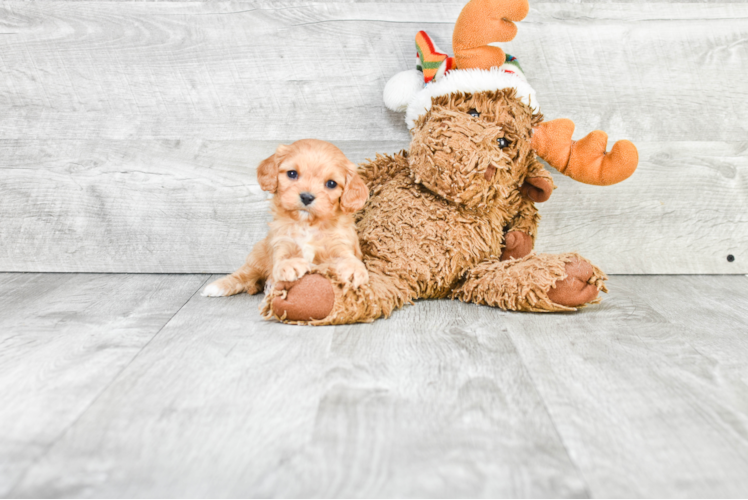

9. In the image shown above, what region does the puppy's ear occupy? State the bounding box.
[340,167,368,213]
[257,144,290,193]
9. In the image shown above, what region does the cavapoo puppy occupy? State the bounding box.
[202,139,369,299]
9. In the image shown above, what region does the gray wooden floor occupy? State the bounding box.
[2,273,748,498]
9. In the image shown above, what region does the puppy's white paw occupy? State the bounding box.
[350,266,369,288]
[202,283,227,297]
[337,259,369,288]
[273,258,311,283]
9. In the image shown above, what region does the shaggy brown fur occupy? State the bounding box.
[261,89,607,325]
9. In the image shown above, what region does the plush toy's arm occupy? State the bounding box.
[358,150,410,190]
[500,157,555,261]
[500,195,539,261]
[521,156,556,203]
[506,195,541,238]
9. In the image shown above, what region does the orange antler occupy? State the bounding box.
[453,0,530,70]
[532,119,639,186]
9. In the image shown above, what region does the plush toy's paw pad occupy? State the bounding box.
[547,259,599,307]
[202,283,227,297]
[500,231,533,261]
[273,258,312,283]
[520,176,553,203]
[272,273,335,322]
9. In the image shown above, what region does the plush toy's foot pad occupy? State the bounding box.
[500,231,533,261]
[547,258,599,307]
[271,273,335,322]
[520,176,554,203]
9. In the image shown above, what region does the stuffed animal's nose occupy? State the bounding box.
[300,192,315,206]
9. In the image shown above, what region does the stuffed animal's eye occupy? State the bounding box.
[326,180,337,189]
[497,138,510,149]
[468,108,480,118]
[287,170,298,179]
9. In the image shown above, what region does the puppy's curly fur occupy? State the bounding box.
[202,139,369,298]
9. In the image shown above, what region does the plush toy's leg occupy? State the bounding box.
[501,193,541,261]
[501,161,555,261]
[260,266,415,325]
[453,253,607,312]
[501,195,538,261]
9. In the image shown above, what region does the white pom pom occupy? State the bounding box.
[383,69,424,112]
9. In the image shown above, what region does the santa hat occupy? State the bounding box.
[383,0,538,129]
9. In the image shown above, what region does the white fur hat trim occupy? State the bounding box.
[383,69,425,113]
[397,66,539,129]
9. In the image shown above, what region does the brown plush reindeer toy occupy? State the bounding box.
[261,0,638,324]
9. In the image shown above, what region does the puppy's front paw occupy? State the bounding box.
[273,258,311,283]
[337,259,369,288]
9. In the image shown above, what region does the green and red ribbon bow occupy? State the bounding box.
[416,31,455,83]
[416,31,525,84]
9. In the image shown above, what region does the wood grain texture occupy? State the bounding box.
[4,273,748,497]
[1,139,744,273]
[9,277,588,498]
[0,139,402,273]
[0,273,207,496]
[0,1,746,273]
[2,2,747,142]
[503,275,748,497]
[535,141,748,274]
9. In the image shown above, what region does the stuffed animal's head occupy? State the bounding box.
[383,0,542,208]
[384,0,639,196]
[408,88,541,208]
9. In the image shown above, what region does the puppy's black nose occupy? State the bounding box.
[300,192,315,206]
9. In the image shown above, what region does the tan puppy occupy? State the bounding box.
[202,139,369,299]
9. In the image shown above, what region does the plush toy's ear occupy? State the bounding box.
[532,119,639,186]
[340,168,369,213]
[383,69,425,112]
[257,144,291,193]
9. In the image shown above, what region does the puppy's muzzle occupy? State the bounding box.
[300,192,315,206]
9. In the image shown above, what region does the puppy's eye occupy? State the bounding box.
[468,108,480,118]
[497,137,510,149]
[287,170,298,179]
[325,180,337,189]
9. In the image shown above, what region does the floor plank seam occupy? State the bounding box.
[5,275,211,496]
[501,321,595,498]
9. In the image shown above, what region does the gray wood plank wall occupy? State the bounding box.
[1,1,746,273]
